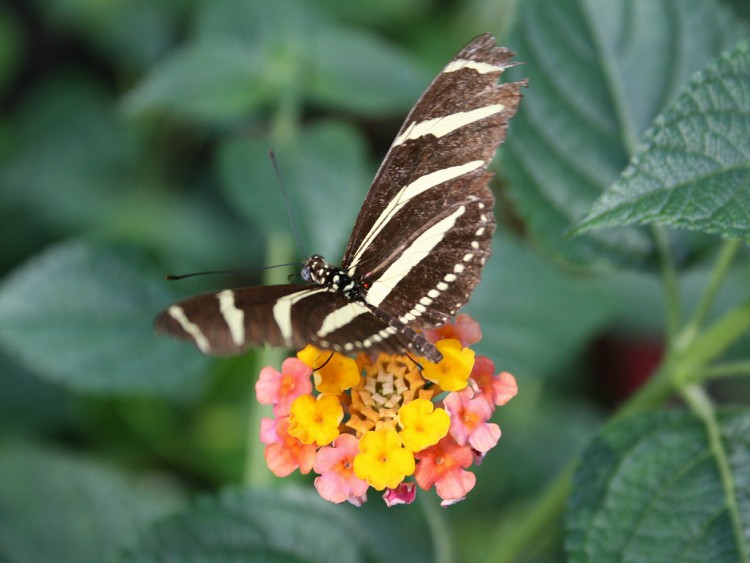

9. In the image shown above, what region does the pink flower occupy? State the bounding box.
[383,482,417,506]
[424,314,482,347]
[259,417,279,444]
[263,417,317,477]
[493,371,519,407]
[313,434,369,504]
[443,388,501,453]
[255,358,313,417]
[414,436,476,506]
[471,356,518,408]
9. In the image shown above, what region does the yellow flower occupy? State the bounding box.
[288,394,343,446]
[353,429,415,490]
[421,339,475,391]
[297,345,361,394]
[398,399,450,452]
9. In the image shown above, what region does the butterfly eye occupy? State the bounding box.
[300,266,312,282]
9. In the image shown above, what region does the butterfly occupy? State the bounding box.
[156,33,524,363]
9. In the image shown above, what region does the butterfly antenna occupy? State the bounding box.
[314,352,335,371]
[166,263,298,281]
[404,352,424,370]
[269,149,307,259]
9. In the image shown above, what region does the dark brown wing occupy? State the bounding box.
[155,284,438,360]
[340,33,525,329]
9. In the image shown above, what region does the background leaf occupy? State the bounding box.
[567,410,750,561]
[466,230,615,377]
[0,240,210,397]
[572,39,750,241]
[218,120,370,260]
[124,487,433,562]
[0,442,183,563]
[503,0,746,266]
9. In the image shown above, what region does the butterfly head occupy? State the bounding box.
[301,254,330,285]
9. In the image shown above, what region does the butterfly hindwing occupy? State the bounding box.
[155,284,434,358]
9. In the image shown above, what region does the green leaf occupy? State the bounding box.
[121,41,268,123]
[504,0,746,266]
[0,441,183,563]
[124,0,330,124]
[571,39,750,242]
[218,120,370,260]
[465,230,615,377]
[306,28,428,115]
[35,0,180,68]
[0,240,211,397]
[0,4,23,97]
[1,73,141,232]
[125,0,424,124]
[123,487,397,562]
[567,410,750,561]
[193,0,326,45]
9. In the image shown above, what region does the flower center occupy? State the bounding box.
[346,355,438,436]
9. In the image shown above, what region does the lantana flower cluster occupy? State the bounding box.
[255,314,517,507]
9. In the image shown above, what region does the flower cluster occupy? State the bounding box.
[255,314,518,507]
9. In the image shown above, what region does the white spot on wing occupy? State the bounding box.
[393,105,505,146]
[366,206,466,307]
[168,305,211,353]
[272,288,328,345]
[348,161,483,271]
[443,59,504,74]
[317,302,370,338]
[217,290,245,346]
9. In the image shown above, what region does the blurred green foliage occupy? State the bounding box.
[0,0,749,561]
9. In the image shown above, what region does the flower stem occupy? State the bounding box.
[243,232,296,485]
[680,385,748,563]
[479,463,574,563]
[420,492,453,563]
[652,226,681,345]
[687,238,741,333]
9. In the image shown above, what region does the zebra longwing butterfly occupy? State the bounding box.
[156,33,524,363]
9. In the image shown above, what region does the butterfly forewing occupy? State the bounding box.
[341,34,523,328]
[156,33,525,361]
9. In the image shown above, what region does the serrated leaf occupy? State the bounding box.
[217,120,370,260]
[123,487,375,562]
[0,442,183,563]
[571,39,750,241]
[0,240,211,397]
[504,0,746,266]
[465,230,615,377]
[567,410,750,561]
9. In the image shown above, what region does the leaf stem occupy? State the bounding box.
[674,299,750,385]
[687,238,741,333]
[652,226,682,345]
[703,361,750,379]
[681,385,749,563]
[419,492,453,563]
[243,232,296,485]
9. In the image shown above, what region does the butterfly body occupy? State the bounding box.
[156,33,525,363]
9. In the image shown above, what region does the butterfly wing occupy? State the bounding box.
[155,284,434,358]
[342,33,525,329]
